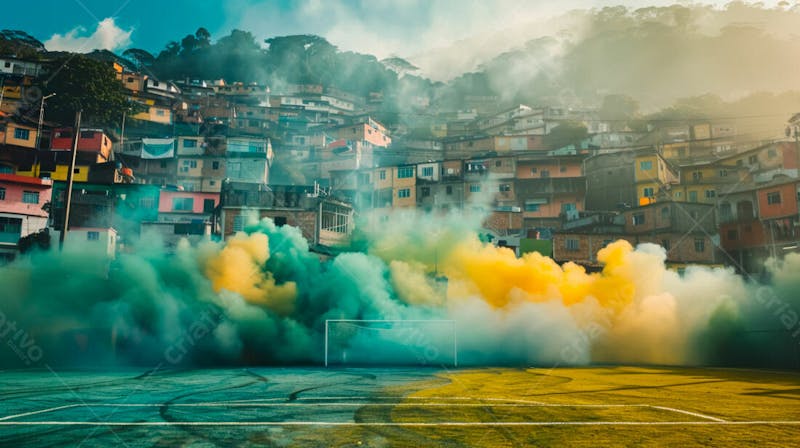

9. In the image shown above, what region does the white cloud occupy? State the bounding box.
[44,18,133,53]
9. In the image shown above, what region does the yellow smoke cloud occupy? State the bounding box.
[205,232,297,315]
[443,239,637,312]
[389,260,445,307]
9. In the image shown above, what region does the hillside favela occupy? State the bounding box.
[1,1,800,446]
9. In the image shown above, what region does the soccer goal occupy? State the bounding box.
[324,319,458,367]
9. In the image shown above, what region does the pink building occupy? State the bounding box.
[0,173,52,259]
[158,190,220,216]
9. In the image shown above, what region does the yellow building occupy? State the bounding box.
[130,99,173,124]
[16,161,91,182]
[634,152,679,205]
[662,142,690,160]
[370,165,417,209]
[391,165,416,208]
[673,162,747,204]
[2,122,39,148]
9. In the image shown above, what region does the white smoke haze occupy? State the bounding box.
[44,17,133,53]
[221,1,795,82]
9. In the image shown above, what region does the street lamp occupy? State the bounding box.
[36,93,56,149]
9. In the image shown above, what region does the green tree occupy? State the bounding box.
[122,48,155,72]
[44,55,129,127]
[545,121,589,150]
[599,94,639,121]
[195,27,211,47]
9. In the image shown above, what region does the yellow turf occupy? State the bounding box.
[309,366,800,447]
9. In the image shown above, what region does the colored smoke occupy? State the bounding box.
[1,211,799,369]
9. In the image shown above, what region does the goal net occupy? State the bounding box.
[324,319,458,367]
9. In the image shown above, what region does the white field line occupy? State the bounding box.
[0,404,82,421]
[0,400,743,426]
[649,405,727,422]
[1,421,800,427]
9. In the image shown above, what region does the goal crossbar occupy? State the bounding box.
[324,319,457,367]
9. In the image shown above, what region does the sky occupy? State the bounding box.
[3,0,786,60]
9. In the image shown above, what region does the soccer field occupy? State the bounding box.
[0,366,798,447]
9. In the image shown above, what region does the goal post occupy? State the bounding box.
[324,319,458,367]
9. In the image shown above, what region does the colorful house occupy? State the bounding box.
[0,173,52,260]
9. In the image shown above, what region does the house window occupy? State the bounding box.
[661,239,671,250]
[719,202,732,221]
[694,238,705,252]
[422,166,434,177]
[0,217,22,233]
[87,231,100,241]
[22,191,39,204]
[80,131,94,139]
[705,190,716,199]
[446,185,453,195]
[767,148,777,158]
[692,171,703,181]
[560,165,567,173]
[139,197,155,209]
[160,160,167,169]
[643,187,654,198]
[469,184,481,193]
[565,238,579,251]
[540,170,550,178]
[689,191,698,202]
[14,128,30,140]
[499,184,511,192]
[524,203,540,212]
[0,187,4,200]
[232,215,246,232]
[379,170,386,180]
[530,167,537,174]
[203,199,216,213]
[767,191,781,205]
[495,160,502,167]
[274,216,287,227]
[127,77,134,83]
[420,187,430,197]
[727,229,738,240]
[640,161,653,170]
[183,139,197,148]
[212,161,220,170]
[748,155,757,164]
[398,167,414,178]
[632,213,645,226]
[172,197,194,211]
[719,169,728,177]
[661,207,670,219]
[398,188,411,198]
[561,203,576,212]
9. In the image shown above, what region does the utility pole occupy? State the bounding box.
[35,93,56,149]
[59,110,81,251]
[0,77,5,111]
[119,109,126,153]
